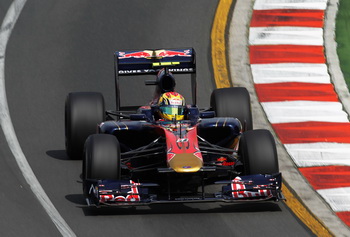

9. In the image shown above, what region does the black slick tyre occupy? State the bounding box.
[83,134,121,197]
[65,92,105,159]
[210,87,253,131]
[83,134,121,181]
[239,129,279,175]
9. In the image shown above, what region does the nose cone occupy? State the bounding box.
[168,153,203,173]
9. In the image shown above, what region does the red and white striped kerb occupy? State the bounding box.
[249,0,350,227]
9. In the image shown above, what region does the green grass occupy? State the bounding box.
[336,0,350,88]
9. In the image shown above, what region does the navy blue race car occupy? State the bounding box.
[65,48,284,207]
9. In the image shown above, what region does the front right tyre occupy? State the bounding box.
[83,134,121,181]
[83,134,121,197]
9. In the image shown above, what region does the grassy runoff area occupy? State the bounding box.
[336,0,350,88]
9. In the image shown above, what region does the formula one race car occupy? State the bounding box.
[65,48,284,207]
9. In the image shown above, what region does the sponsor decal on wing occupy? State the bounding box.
[156,49,191,57]
[99,180,141,203]
[118,50,153,59]
[231,177,272,199]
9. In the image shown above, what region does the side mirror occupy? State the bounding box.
[129,114,147,121]
[145,80,157,85]
[200,111,215,118]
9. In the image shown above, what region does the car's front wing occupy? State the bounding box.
[84,173,284,207]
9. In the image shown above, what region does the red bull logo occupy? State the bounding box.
[156,49,191,57]
[118,50,153,59]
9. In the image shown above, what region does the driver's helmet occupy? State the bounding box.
[158,92,186,120]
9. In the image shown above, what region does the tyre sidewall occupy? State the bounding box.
[239,129,279,175]
[83,134,121,181]
[65,92,105,159]
[210,87,253,131]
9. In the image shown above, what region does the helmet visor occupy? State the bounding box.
[160,105,185,116]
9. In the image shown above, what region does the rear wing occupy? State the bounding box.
[115,48,196,75]
[114,48,197,111]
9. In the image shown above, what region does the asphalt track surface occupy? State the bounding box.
[1,1,315,236]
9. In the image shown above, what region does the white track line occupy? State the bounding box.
[285,143,350,167]
[253,0,328,10]
[249,27,324,45]
[0,1,75,236]
[261,101,349,123]
[318,187,350,212]
[251,63,330,84]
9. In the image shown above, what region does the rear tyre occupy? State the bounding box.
[65,92,105,159]
[239,129,279,175]
[210,87,252,131]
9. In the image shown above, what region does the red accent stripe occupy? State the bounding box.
[337,212,350,227]
[251,9,325,27]
[299,166,350,189]
[272,122,350,144]
[250,45,325,64]
[255,82,339,102]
